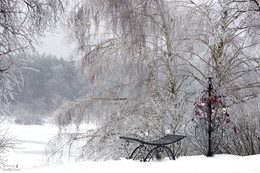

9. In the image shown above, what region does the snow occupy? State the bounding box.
[1,123,260,173]
[2,123,58,169]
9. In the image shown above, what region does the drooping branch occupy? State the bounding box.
[0,0,65,112]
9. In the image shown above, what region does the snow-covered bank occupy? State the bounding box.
[22,154,260,173]
[1,124,260,173]
[2,123,58,169]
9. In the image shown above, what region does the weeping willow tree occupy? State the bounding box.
[47,0,195,161]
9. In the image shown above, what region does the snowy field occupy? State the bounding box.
[1,123,260,173]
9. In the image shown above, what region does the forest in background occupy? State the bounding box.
[9,54,86,125]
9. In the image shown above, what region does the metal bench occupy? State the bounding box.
[120,134,186,162]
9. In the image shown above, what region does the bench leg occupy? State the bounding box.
[163,146,175,160]
[129,145,143,160]
[122,142,146,161]
[143,145,175,162]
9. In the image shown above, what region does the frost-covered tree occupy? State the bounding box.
[0,0,65,114]
[187,0,260,98]
[48,0,195,161]
[185,0,260,155]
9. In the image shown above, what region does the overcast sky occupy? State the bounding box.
[35,31,75,59]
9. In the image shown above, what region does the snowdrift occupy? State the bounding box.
[2,124,260,173]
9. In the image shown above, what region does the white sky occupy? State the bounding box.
[34,31,75,59]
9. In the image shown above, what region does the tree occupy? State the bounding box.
[48,0,195,161]
[186,0,260,98]
[185,0,260,155]
[0,0,65,114]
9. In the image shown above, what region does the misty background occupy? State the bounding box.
[9,53,87,125]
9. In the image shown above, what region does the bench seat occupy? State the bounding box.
[120,134,186,161]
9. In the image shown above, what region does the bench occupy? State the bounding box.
[120,134,186,162]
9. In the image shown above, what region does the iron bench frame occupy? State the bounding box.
[120,134,186,162]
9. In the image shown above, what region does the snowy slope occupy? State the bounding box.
[2,123,58,169]
[2,124,260,173]
[20,154,260,173]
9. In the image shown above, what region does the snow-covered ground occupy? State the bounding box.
[1,123,260,173]
[2,123,58,169]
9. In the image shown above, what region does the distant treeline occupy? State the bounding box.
[11,54,87,124]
